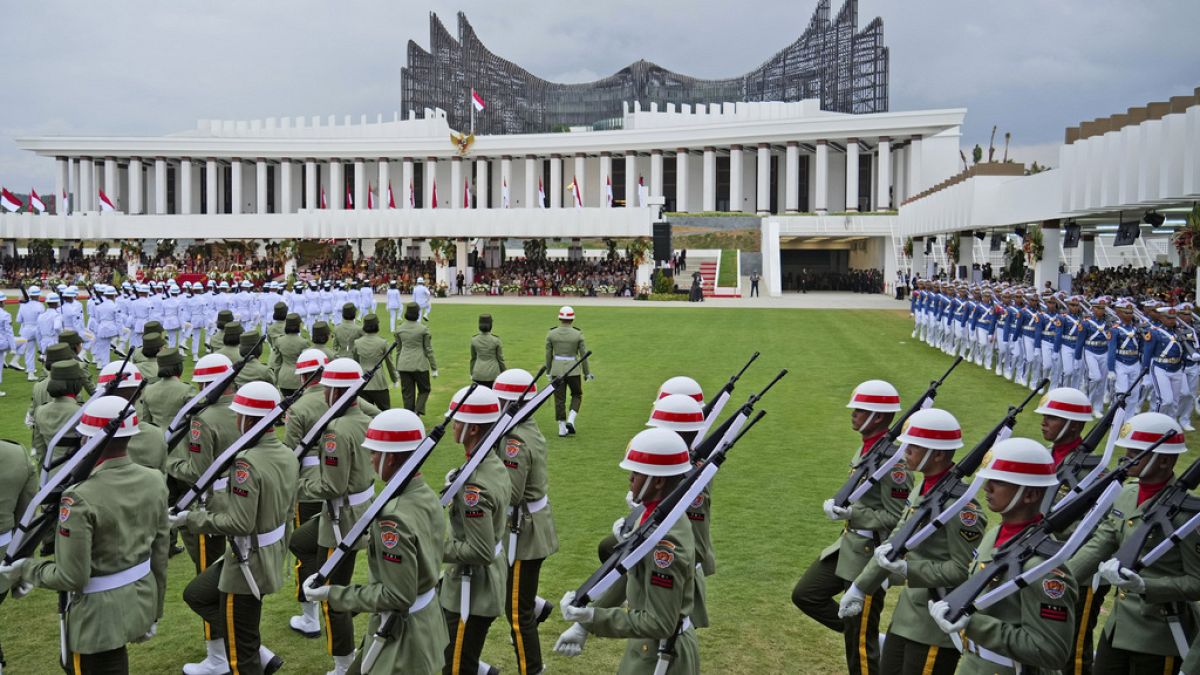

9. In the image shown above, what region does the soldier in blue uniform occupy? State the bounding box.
[1108,298,1148,419]
[1081,296,1113,417]
[1018,292,1041,388]
[1144,305,1191,430]
[1055,296,1086,390]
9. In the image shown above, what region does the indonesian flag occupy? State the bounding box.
[463,178,470,208]
[388,182,397,209]
[570,176,583,209]
[61,190,69,215]
[367,184,374,209]
[320,187,328,209]
[431,179,438,208]
[29,189,46,214]
[501,178,510,208]
[98,189,116,212]
[0,188,22,213]
[345,185,353,209]
[537,177,545,208]
[605,175,614,207]
[408,181,414,208]
[637,176,649,207]
[471,89,486,112]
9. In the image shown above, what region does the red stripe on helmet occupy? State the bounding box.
[296,359,323,370]
[625,449,692,466]
[853,393,900,404]
[651,410,705,424]
[658,390,703,402]
[80,413,136,428]
[1129,430,1185,445]
[1045,400,1092,415]
[193,365,230,376]
[989,459,1056,475]
[366,428,424,442]
[494,381,535,394]
[904,426,962,441]
[449,402,501,415]
[233,395,276,410]
[321,370,362,380]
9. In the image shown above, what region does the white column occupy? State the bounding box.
[1035,222,1062,288]
[424,158,436,208]
[305,160,317,209]
[893,145,907,206]
[877,137,891,210]
[180,160,193,214]
[624,153,637,207]
[69,158,81,213]
[54,158,67,215]
[756,143,770,214]
[1080,235,1096,272]
[354,160,366,210]
[377,159,390,209]
[599,153,612,208]
[814,140,829,213]
[675,149,690,212]
[256,160,269,214]
[230,160,244,215]
[729,145,743,212]
[907,136,923,198]
[476,158,489,209]
[455,239,469,272]
[79,159,94,211]
[784,142,799,213]
[205,158,218,214]
[702,147,716,212]
[845,139,860,212]
[650,150,663,198]
[402,158,415,209]
[280,160,294,213]
[330,161,344,210]
[451,157,463,208]
[572,153,585,206]
[550,155,562,208]
[128,158,143,214]
[104,158,118,209]
[524,155,537,208]
[154,158,167,214]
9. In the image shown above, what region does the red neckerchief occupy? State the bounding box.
[639,499,661,526]
[1051,437,1083,467]
[920,469,949,496]
[1138,479,1169,506]
[996,515,1043,548]
[860,430,886,457]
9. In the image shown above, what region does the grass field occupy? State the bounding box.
[0,303,1121,674]
[717,250,738,288]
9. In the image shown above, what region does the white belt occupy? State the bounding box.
[494,541,504,558]
[526,495,549,513]
[969,642,1015,668]
[255,523,287,548]
[848,528,875,539]
[0,529,11,549]
[331,486,375,510]
[409,587,436,614]
[553,355,575,361]
[301,456,319,468]
[678,617,693,633]
[82,559,152,594]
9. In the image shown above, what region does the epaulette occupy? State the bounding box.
[572,326,581,331]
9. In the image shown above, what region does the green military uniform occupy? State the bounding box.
[498,418,557,675]
[352,317,395,411]
[265,304,287,349]
[216,322,244,364]
[26,344,78,427]
[183,431,299,675]
[22,454,169,671]
[270,316,308,396]
[284,385,330,610]
[440,450,510,675]
[1068,481,1200,671]
[329,479,449,674]
[0,440,36,594]
[55,331,97,397]
[126,419,168,473]
[236,332,273,388]
[332,309,364,359]
[854,477,987,674]
[470,317,504,388]
[135,332,164,384]
[141,370,196,430]
[584,515,700,675]
[209,310,234,354]
[545,323,590,422]
[394,306,436,415]
[310,322,336,361]
[792,432,912,675]
[31,362,86,479]
[959,527,1077,674]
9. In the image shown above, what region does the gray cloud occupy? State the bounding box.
[2,0,1196,190]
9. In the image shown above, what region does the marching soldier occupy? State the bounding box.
[135,332,165,384]
[305,408,449,673]
[142,348,196,430]
[386,279,402,331]
[493,368,558,675]
[208,309,234,356]
[17,283,45,380]
[36,292,64,361]
[31,360,86,481]
[1057,297,1086,390]
[332,303,363,358]
[56,330,97,397]
[289,359,375,675]
[441,386,510,675]
[217,321,244,363]
[792,379,911,675]
[1109,299,1146,418]
[0,437,36,673]
[929,438,1077,673]
[545,306,592,437]
[2,396,169,675]
[175,381,295,675]
[1145,306,1190,430]
[27,344,81,431]
[555,428,700,674]
[310,321,336,361]
[352,313,395,411]
[1081,297,1112,416]
[265,302,288,350]
[270,314,308,399]
[394,303,437,416]
[839,408,986,674]
[102,361,168,474]
[92,285,121,369]
[235,332,272,388]
[1067,412,1200,673]
[470,314,505,389]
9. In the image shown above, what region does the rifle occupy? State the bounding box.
[941,435,1171,623]
[17,280,29,304]
[692,369,787,462]
[882,383,1045,561]
[832,356,964,508]
[694,352,759,443]
[1114,453,1200,571]
[165,332,269,450]
[293,337,402,461]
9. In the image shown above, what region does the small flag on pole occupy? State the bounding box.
[432,179,438,208]
[29,189,46,214]
[570,176,583,209]
[502,178,510,208]
[463,178,470,208]
[606,175,614,207]
[408,181,415,209]
[320,187,328,209]
[367,184,375,210]
[345,185,353,209]
[471,89,486,112]
[388,182,397,209]
[537,178,545,208]
[0,188,22,213]
[98,189,116,212]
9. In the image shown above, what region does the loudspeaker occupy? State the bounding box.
[990,235,1002,252]
[653,223,672,262]
[1114,221,1140,247]
[1063,223,1081,249]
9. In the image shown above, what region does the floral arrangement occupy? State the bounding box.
[1173,204,1200,267]
[1023,226,1044,264]
[903,237,914,258]
[944,236,959,263]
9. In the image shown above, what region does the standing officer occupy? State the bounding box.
[270,314,308,399]
[3,396,169,675]
[493,369,558,675]
[394,303,437,416]
[555,428,700,673]
[470,314,505,389]
[413,276,432,321]
[839,408,985,675]
[176,381,295,675]
[289,359,375,675]
[351,314,395,411]
[386,279,402,331]
[792,379,911,675]
[545,306,592,437]
[332,304,363,358]
[441,386,510,675]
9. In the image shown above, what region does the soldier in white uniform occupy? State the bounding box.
[386,280,402,331]
[0,291,14,395]
[413,277,432,321]
[92,286,121,368]
[162,285,183,347]
[16,284,45,380]
[36,292,64,359]
[129,285,152,348]
[358,280,373,319]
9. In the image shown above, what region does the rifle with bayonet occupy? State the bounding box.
[694,352,759,442]
[165,332,269,450]
[832,356,963,508]
[17,280,29,304]
[882,382,1045,561]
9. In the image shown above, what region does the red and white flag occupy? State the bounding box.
[637,176,649,207]
[29,189,46,214]
[345,185,353,209]
[431,179,438,208]
[388,182,397,209]
[0,188,22,213]
[320,187,328,209]
[570,176,583,209]
[61,190,69,215]
[463,178,470,208]
[471,89,486,112]
[98,189,116,212]
[537,177,545,208]
[367,184,375,209]
[501,178,510,208]
[407,181,414,208]
[605,176,614,207]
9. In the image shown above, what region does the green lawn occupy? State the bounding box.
[717,250,738,288]
[0,304,1112,674]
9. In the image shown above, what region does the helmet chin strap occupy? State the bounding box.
[1053,421,1070,443]
[1139,454,1159,479]
[914,448,933,473]
[455,422,472,445]
[855,411,878,434]
[1000,486,1027,515]
[633,477,654,504]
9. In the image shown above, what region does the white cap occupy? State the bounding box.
[230,381,281,416]
[897,408,963,451]
[1116,412,1187,454]
[363,409,426,453]
[28,285,41,295]
[558,305,575,321]
[846,380,902,413]
[492,368,537,401]
[416,276,425,284]
[646,394,706,432]
[76,395,140,438]
[446,386,502,424]
[976,437,1059,487]
[45,292,60,304]
[1035,388,1093,422]
[656,376,704,404]
[619,428,692,477]
[320,358,363,388]
[97,361,143,389]
[191,353,234,383]
[295,348,329,375]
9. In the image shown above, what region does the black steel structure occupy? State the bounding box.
[401,0,889,136]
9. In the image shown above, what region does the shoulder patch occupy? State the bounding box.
[190,419,202,442]
[323,432,337,455]
[890,468,907,484]
[1042,577,1067,599]
[463,485,481,508]
[959,510,979,528]
[653,540,676,569]
[234,459,251,484]
[689,493,706,510]
[505,438,522,458]
[59,495,75,522]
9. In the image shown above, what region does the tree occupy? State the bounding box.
[987,125,997,162]
[972,144,983,165]
[1003,132,1011,163]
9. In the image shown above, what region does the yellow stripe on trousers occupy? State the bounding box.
[323,548,334,655]
[511,560,528,675]
[72,652,82,675]
[452,618,468,675]
[200,535,212,640]
[226,594,240,675]
[1073,586,1095,675]
[922,645,939,675]
[858,595,874,675]
[1165,656,1175,675]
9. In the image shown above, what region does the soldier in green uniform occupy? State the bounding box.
[235,332,272,389]
[0,438,36,673]
[332,303,363,359]
[142,348,197,430]
[555,428,700,674]
[135,332,164,384]
[352,314,395,411]
[930,437,1077,674]
[470,314,505,389]
[270,314,308,399]
[27,343,79,427]
[839,408,986,675]
[310,321,336,361]
[103,361,169,474]
[1066,412,1200,673]
[440,386,510,675]
[31,360,86,480]
[217,321,244,363]
[792,379,911,675]
[176,381,296,675]
[265,303,288,350]
[131,320,162,364]
[4,395,169,675]
[306,408,448,673]
[545,306,591,437]
[57,330,97,397]
[208,310,234,355]
[492,369,557,675]
[394,303,437,416]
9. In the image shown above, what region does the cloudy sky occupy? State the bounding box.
[2,0,1197,190]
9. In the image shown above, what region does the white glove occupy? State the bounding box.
[24,412,34,428]
[822,498,851,521]
[168,510,191,529]
[554,623,589,657]
[625,490,638,510]
[585,373,595,381]
[929,599,970,634]
[10,580,34,599]
[873,543,908,577]
[392,380,400,389]
[302,573,332,602]
[443,468,460,489]
[133,621,157,643]
[1107,371,1117,382]
[612,517,630,542]
[559,591,594,623]
[431,370,439,378]
[1099,558,1146,593]
[838,584,865,618]
[0,557,28,577]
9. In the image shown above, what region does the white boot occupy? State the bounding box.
[182,639,229,675]
[558,421,568,437]
[260,644,283,674]
[290,601,321,637]
[327,653,356,675]
[566,410,578,434]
